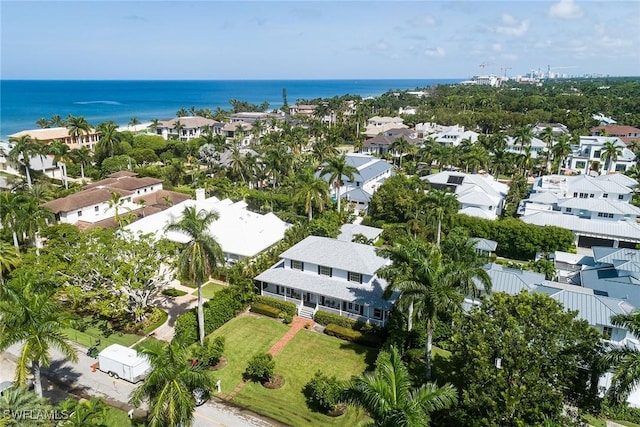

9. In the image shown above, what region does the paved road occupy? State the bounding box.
[2,343,276,427]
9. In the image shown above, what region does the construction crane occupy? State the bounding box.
[500,67,512,78]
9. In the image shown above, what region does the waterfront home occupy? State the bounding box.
[254,235,398,326]
[421,171,508,220]
[8,127,100,150]
[41,171,188,228]
[289,104,317,117]
[222,121,254,146]
[156,117,218,141]
[125,189,289,264]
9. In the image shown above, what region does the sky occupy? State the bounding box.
[1,0,639,80]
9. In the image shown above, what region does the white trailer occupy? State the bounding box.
[97,344,151,383]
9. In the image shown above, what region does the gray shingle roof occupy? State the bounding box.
[255,267,395,308]
[279,236,389,275]
[338,224,383,242]
[472,238,497,252]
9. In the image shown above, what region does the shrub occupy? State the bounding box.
[162,288,187,297]
[174,288,247,345]
[280,313,293,324]
[315,311,381,333]
[244,353,275,383]
[250,303,281,318]
[191,336,225,366]
[303,370,343,413]
[252,295,297,316]
[324,324,383,347]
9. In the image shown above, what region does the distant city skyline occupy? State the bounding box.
[1,0,639,80]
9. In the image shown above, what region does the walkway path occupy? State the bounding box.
[223,315,314,401]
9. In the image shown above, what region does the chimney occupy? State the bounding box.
[195,188,206,201]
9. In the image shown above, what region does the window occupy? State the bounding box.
[373,308,383,320]
[348,272,362,283]
[599,212,614,218]
[603,193,608,198]
[619,195,624,200]
[573,192,578,198]
[94,206,99,212]
[447,175,464,185]
[77,210,82,217]
[566,208,572,213]
[318,265,332,277]
[603,326,613,340]
[598,212,604,217]
[593,150,601,158]
[579,193,588,199]
[291,260,304,271]
[589,193,594,198]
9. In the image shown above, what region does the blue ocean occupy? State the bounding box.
[0,79,461,140]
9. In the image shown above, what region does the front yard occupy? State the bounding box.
[210,315,376,426]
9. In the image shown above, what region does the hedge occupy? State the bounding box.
[252,295,297,316]
[314,310,380,333]
[450,214,575,260]
[324,324,383,347]
[174,288,246,345]
[250,303,281,318]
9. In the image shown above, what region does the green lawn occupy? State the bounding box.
[197,282,227,299]
[133,336,166,352]
[233,327,377,427]
[104,405,133,426]
[209,316,289,394]
[63,325,141,351]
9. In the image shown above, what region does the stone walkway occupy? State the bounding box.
[222,315,315,400]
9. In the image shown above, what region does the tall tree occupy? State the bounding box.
[320,154,358,212]
[68,146,93,180]
[424,189,460,246]
[377,239,460,380]
[95,121,122,159]
[604,312,640,404]
[66,115,92,147]
[166,206,223,344]
[0,192,26,249]
[602,140,623,174]
[130,340,215,427]
[294,169,330,221]
[389,136,415,168]
[173,120,185,141]
[0,272,78,397]
[552,134,573,174]
[0,240,20,283]
[8,135,38,188]
[341,346,457,426]
[514,125,535,148]
[129,117,141,128]
[48,140,71,189]
[106,191,129,227]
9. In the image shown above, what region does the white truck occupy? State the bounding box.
[97,344,151,383]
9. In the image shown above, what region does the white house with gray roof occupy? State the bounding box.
[566,136,636,175]
[579,247,640,307]
[422,171,508,220]
[519,174,640,248]
[318,153,393,213]
[156,116,219,141]
[254,235,397,326]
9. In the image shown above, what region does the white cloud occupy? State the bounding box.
[492,43,503,52]
[549,0,584,19]
[495,14,529,37]
[424,47,445,57]
[415,15,436,26]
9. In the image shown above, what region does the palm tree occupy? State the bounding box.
[320,154,358,212]
[8,135,38,188]
[341,346,457,426]
[49,114,65,127]
[16,196,52,254]
[0,240,20,282]
[425,189,460,247]
[166,206,223,344]
[106,192,129,227]
[176,108,189,118]
[294,169,330,221]
[35,118,50,129]
[552,134,573,174]
[149,118,161,134]
[514,125,534,148]
[390,137,415,168]
[604,312,640,403]
[602,140,623,174]
[173,120,185,141]
[48,140,70,189]
[95,121,122,158]
[66,115,92,147]
[130,340,216,427]
[0,192,25,249]
[58,397,108,427]
[68,146,93,180]
[0,386,52,426]
[128,117,140,129]
[0,272,78,397]
[377,239,460,380]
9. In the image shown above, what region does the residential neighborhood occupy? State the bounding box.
[2,77,640,427]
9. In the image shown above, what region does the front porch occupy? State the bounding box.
[260,283,388,327]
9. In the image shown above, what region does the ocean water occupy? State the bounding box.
[0,79,461,140]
